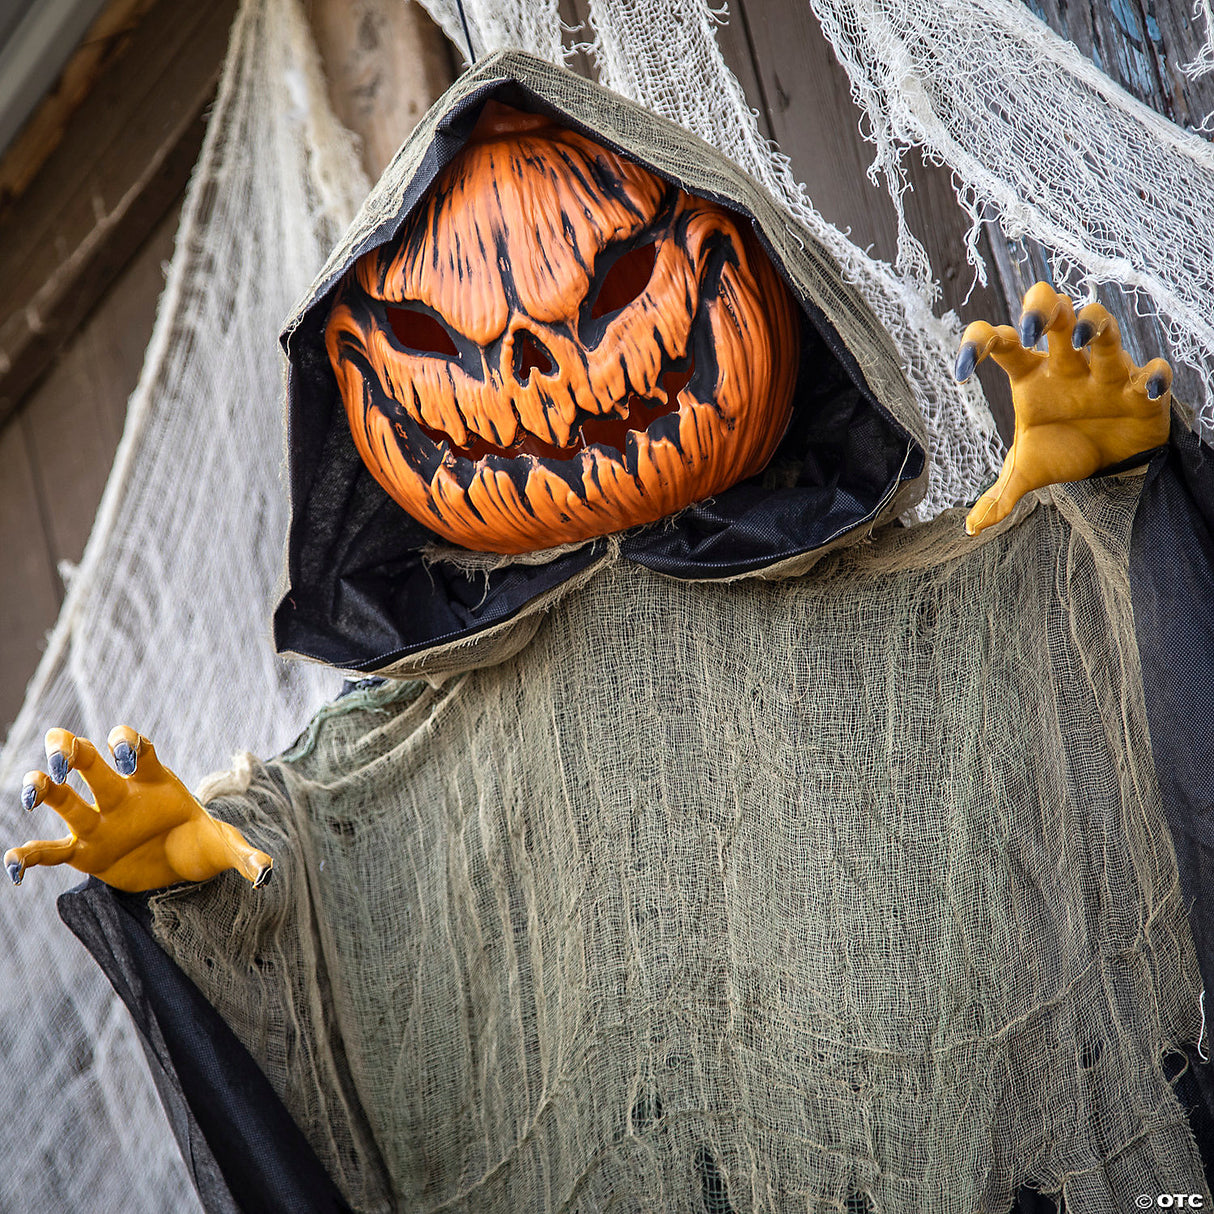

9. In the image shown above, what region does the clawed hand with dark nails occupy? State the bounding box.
[955,281,1172,536]
[5,727,272,893]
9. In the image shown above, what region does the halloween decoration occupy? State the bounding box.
[957,281,1172,536]
[324,103,800,552]
[3,728,270,892]
[4,283,1176,900]
[10,48,1214,1214]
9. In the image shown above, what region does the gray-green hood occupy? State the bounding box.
[274,51,927,678]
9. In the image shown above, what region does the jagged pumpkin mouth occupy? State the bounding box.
[409,360,696,462]
[375,236,697,463]
[343,330,713,492]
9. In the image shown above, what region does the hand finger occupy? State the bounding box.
[164,816,274,887]
[43,727,81,786]
[956,321,1040,382]
[1019,281,1088,375]
[1018,282,1064,346]
[3,845,23,885]
[207,816,274,888]
[964,448,1018,536]
[21,770,99,836]
[44,731,126,808]
[1130,357,1173,403]
[965,465,1034,535]
[1072,302,1133,385]
[4,837,77,885]
[107,726,166,782]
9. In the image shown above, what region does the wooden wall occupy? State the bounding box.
[0,0,1207,741]
[0,0,449,739]
[0,0,238,737]
[0,207,180,735]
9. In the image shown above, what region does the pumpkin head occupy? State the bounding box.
[325,103,800,555]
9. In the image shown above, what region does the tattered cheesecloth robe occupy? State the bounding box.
[64,51,1214,1214]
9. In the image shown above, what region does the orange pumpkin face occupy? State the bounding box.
[324,104,800,554]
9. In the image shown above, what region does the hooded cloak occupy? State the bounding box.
[64,51,1214,1214]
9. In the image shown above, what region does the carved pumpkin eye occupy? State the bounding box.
[587,240,658,321]
[385,303,459,357]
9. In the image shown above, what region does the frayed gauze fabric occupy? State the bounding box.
[60,40,1214,1214]
[8,0,1214,1208]
[0,2,360,1208]
[147,471,1206,1213]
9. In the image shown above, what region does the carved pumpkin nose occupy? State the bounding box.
[511,330,556,385]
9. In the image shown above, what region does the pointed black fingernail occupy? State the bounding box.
[1019,311,1046,347]
[48,752,69,784]
[1072,320,1095,349]
[20,784,37,812]
[113,742,136,776]
[6,862,22,886]
[254,864,273,889]
[954,343,978,382]
[1147,373,1169,400]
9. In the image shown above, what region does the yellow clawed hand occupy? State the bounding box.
[956,281,1172,536]
[4,727,271,894]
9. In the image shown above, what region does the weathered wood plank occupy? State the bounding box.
[21,201,180,571]
[0,420,61,740]
[90,205,179,437]
[1027,0,1214,132]
[0,0,237,427]
[308,0,455,181]
[0,0,159,210]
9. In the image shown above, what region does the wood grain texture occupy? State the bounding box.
[308,0,455,180]
[0,420,61,740]
[0,0,160,210]
[1026,0,1214,132]
[0,0,236,426]
[0,200,181,741]
[22,202,180,569]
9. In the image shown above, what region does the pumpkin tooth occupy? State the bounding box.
[646,411,683,453]
[629,427,677,516]
[411,378,471,449]
[466,405,519,448]
[678,402,707,468]
[599,352,628,407]
[469,464,535,549]
[543,386,578,448]
[429,462,478,528]
[584,441,625,469]
[524,462,578,529]
[513,389,552,445]
[575,448,601,505]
